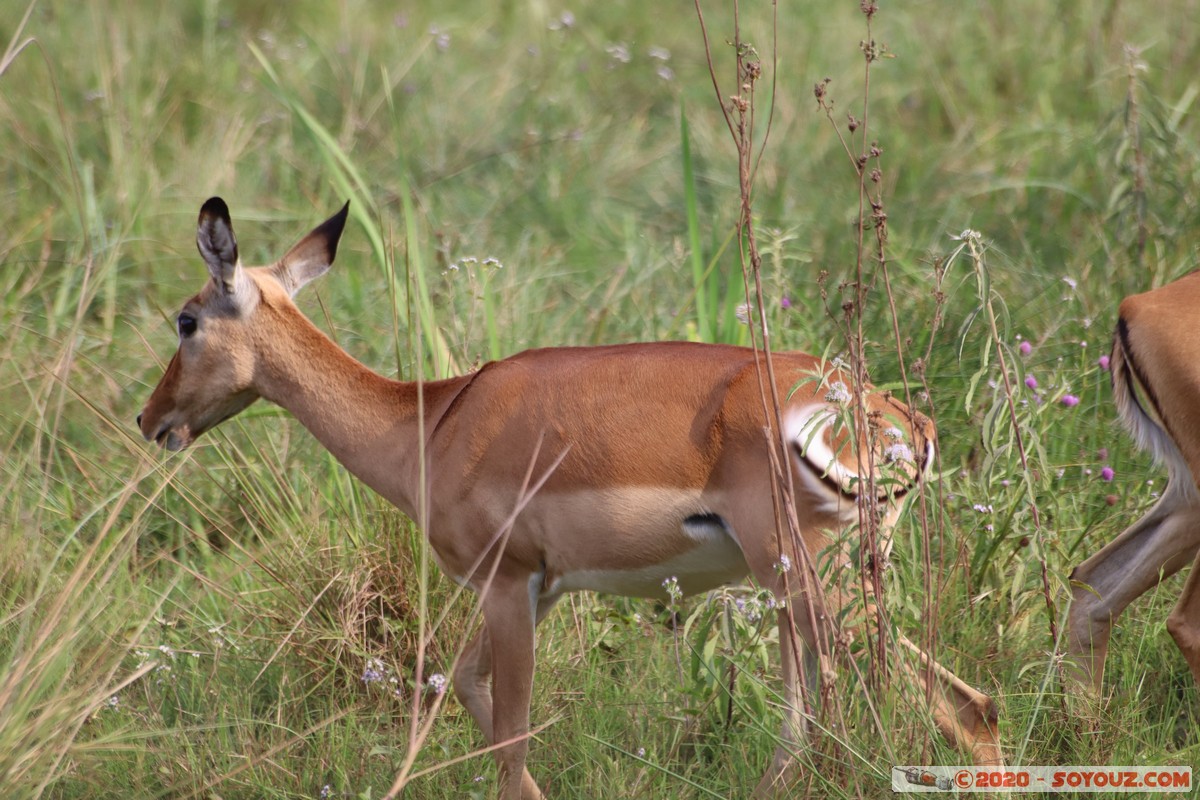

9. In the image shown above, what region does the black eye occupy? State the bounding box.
[177,313,198,338]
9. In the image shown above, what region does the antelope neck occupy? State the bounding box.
[252,299,466,519]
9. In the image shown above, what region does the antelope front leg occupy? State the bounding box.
[481,572,542,800]
[453,627,545,800]
[896,635,1002,765]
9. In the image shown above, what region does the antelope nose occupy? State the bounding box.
[136,413,143,427]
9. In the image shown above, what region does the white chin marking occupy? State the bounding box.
[165,432,186,451]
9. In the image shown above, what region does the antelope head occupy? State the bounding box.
[138,197,349,450]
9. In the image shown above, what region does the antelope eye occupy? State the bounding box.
[177,313,198,338]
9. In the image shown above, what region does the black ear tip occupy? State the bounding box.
[199,197,231,223]
[317,201,351,254]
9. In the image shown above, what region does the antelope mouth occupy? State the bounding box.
[150,424,190,452]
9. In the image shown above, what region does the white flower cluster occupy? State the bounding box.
[361,656,402,698]
[662,576,683,603]
[825,381,851,404]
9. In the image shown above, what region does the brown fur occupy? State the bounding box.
[140,200,1001,799]
[1067,271,1200,694]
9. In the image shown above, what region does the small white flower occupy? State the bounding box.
[777,554,792,573]
[548,10,575,30]
[647,46,671,61]
[362,657,388,685]
[606,42,631,64]
[972,503,993,514]
[1062,276,1078,290]
[735,303,752,325]
[429,25,450,52]
[153,664,173,686]
[883,442,914,464]
[105,695,119,709]
[662,576,682,602]
[636,747,647,758]
[951,228,981,243]
[825,381,851,404]
[426,673,448,694]
[655,65,675,81]
[883,426,904,441]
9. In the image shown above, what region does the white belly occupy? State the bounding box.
[547,514,750,600]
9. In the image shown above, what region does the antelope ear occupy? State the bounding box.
[197,197,244,296]
[271,201,350,297]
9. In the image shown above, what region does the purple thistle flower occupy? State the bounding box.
[1024,375,1038,390]
[780,295,792,310]
[1019,340,1032,356]
[1098,355,1110,370]
[1061,394,1080,407]
[1100,466,1115,482]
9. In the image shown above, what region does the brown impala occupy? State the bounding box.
[138,199,1001,798]
[1067,274,1200,694]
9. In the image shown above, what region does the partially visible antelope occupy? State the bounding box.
[1067,273,1200,694]
[138,198,1001,798]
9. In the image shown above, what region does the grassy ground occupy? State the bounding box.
[3,0,1200,797]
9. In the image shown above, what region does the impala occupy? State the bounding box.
[138,199,1001,798]
[1067,274,1200,693]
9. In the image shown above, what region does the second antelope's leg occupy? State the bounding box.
[1066,480,1200,693]
[1166,549,1200,686]
[895,635,1001,765]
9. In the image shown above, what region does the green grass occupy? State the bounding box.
[3,0,1200,797]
